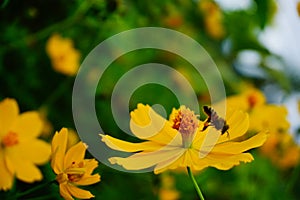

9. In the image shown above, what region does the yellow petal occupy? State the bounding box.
[8,139,51,165]
[109,147,185,171]
[66,184,95,199]
[207,153,254,170]
[64,142,86,168]
[101,134,164,152]
[59,183,74,200]
[224,109,249,140]
[0,151,14,191]
[11,158,42,183]
[154,149,192,174]
[154,148,209,173]
[51,128,68,174]
[75,174,101,186]
[0,98,19,137]
[84,159,99,175]
[11,111,43,139]
[212,131,268,154]
[130,104,178,144]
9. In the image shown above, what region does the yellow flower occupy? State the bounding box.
[224,87,289,134]
[225,87,299,169]
[101,104,267,174]
[249,105,290,134]
[198,0,225,39]
[260,132,300,169]
[0,98,51,191]
[51,128,100,200]
[46,33,81,76]
[159,173,180,200]
[226,87,266,111]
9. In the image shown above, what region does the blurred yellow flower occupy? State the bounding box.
[198,0,225,39]
[51,128,100,200]
[225,86,300,169]
[101,104,267,174]
[225,87,289,134]
[260,132,300,169]
[0,98,51,191]
[226,87,266,111]
[159,173,180,200]
[46,33,81,76]
[249,105,289,134]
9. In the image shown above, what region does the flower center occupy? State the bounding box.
[68,173,84,182]
[56,161,86,184]
[248,94,257,108]
[172,106,198,148]
[2,131,19,147]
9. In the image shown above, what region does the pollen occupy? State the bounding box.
[172,106,199,147]
[2,131,19,147]
[64,161,86,183]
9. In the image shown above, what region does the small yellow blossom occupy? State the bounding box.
[101,104,267,174]
[198,0,225,39]
[0,98,51,191]
[159,173,180,200]
[46,33,81,76]
[51,128,100,200]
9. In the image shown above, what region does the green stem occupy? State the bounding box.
[187,167,205,200]
[16,179,56,199]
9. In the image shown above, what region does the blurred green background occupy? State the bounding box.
[1,0,300,199]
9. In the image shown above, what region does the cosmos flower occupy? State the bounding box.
[0,98,51,190]
[198,0,225,39]
[46,33,81,76]
[260,132,300,169]
[222,87,299,169]
[51,128,100,200]
[101,104,267,174]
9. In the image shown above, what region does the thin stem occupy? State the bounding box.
[16,179,56,199]
[187,167,205,200]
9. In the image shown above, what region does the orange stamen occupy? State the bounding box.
[2,131,19,147]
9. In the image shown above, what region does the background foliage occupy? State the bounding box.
[1,0,300,199]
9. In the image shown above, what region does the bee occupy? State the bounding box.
[202,106,230,137]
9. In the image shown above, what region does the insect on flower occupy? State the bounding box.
[202,105,230,138]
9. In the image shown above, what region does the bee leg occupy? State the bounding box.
[226,131,230,140]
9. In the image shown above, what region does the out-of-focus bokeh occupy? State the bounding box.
[1,0,300,199]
